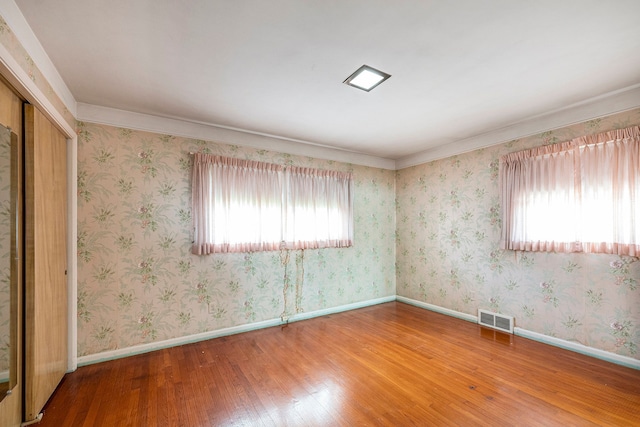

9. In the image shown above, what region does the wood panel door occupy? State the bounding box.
[24,104,68,422]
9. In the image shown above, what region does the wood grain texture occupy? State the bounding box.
[39,302,640,426]
[0,76,22,142]
[0,76,24,427]
[24,104,68,422]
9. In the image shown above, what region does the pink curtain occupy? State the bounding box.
[192,154,353,254]
[284,166,353,249]
[192,154,283,254]
[500,125,639,255]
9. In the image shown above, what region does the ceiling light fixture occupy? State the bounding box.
[343,65,391,92]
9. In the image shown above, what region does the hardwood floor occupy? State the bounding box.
[39,302,639,426]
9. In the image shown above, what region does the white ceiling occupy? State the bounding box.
[14,0,640,162]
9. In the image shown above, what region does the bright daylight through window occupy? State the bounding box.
[499,126,639,256]
[191,154,353,254]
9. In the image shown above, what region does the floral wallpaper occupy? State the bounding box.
[0,127,11,373]
[1,9,637,362]
[0,14,75,129]
[75,122,396,357]
[396,108,640,360]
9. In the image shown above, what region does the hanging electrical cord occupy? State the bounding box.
[280,246,306,320]
[295,250,304,313]
[279,242,290,323]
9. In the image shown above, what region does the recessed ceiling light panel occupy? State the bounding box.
[343,65,391,92]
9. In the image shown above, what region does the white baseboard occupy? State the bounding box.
[396,295,640,370]
[77,295,639,371]
[77,295,396,367]
[395,296,478,323]
[514,328,640,370]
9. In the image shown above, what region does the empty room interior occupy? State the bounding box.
[0,1,639,426]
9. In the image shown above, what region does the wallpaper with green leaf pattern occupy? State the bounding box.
[396,108,640,360]
[0,8,636,365]
[76,123,396,357]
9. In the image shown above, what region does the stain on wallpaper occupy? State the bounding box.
[1,6,637,365]
[396,108,640,359]
[76,123,396,356]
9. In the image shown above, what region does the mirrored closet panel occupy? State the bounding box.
[0,74,24,427]
[0,125,19,400]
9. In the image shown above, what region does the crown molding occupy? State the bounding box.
[0,36,74,139]
[7,0,639,172]
[0,1,77,117]
[396,84,640,169]
[77,103,397,170]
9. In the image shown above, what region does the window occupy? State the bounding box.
[499,125,639,256]
[191,154,353,254]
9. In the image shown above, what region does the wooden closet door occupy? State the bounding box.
[0,74,24,427]
[24,104,68,421]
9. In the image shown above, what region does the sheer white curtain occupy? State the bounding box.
[284,167,353,249]
[500,125,639,255]
[192,154,283,254]
[192,154,353,254]
[578,128,639,254]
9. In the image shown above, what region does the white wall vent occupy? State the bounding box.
[478,309,514,334]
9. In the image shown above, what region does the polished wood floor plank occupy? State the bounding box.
[38,302,640,426]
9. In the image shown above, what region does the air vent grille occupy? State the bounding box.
[480,311,494,326]
[478,309,514,333]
